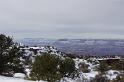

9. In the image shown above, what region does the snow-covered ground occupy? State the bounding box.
[0,76,46,82]
[1,46,123,82]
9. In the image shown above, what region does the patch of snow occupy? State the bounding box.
[0,75,46,82]
[14,73,26,79]
[106,70,120,80]
[82,71,99,80]
[25,69,31,77]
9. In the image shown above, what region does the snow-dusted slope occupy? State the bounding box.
[22,46,64,57]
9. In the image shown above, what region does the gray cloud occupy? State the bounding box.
[0,0,124,39]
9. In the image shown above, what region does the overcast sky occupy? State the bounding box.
[0,0,124,39]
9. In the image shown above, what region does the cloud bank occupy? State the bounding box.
[0,0,124,39]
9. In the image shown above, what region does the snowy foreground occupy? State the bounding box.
[0,76,46,82]
[0,70,119,82]
[0,58,121,82]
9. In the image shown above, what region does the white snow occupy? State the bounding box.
[82,71,99,80]
[106,70,120,80]
[25,69,31,77]
[74,58,99,81]
[14,73,26,79]
[0,76,46,82]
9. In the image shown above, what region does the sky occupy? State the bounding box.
[0,0,124,39]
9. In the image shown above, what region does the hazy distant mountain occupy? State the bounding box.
[16,38,124,56]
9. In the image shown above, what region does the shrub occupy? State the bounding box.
[0,34,24,76]
[60,57,76,77]
[91,74,109,82]
[30,53,76,82]
[30,53,61,82]
[98,61,109,74]
[78,63,90,73]
[111,74,124,82]
[111,60,124,71]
